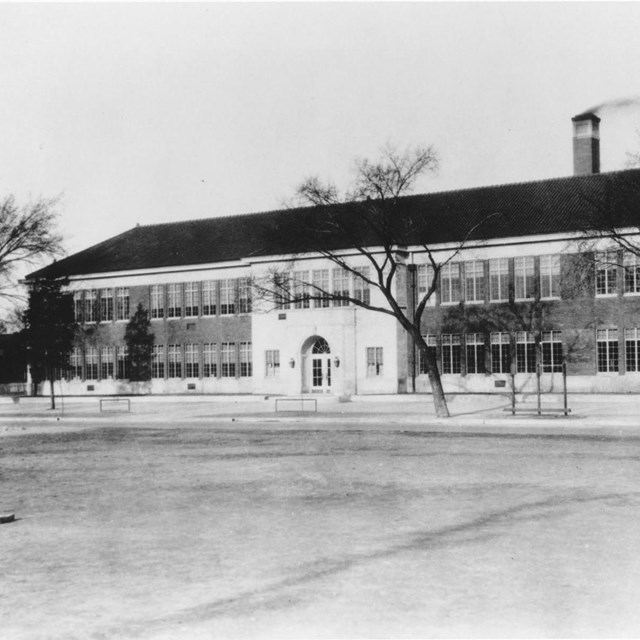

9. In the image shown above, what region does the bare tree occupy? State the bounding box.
[0,195,64,303]
[255,144,498,418]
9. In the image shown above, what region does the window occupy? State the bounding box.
[596,251,618,296]
[417,264,436,306]
[265,350,280,377]
[516,331,536,373]
[220,279,236,315]
[312,270,330,308]
[540,255,560,299]
[100,346,114,379]
[85,347,98,380]
[202,281,217,316]
[489,259,509,302]
[85,290,98,323]
[597,329,619,372]
[541,331,563,373]
[514,257,535,300]
[625,329,640,372]
[441,263,461,304]
[240,342,252,377]
[100,289,114,322]
[221,342,236,377]
[624,253,640,294]
[238,278,252,314]
[116,287,130,321]
[168,344,182,378]
[418,335,437,374]
[353,267,371,305]
[184,282,199,317]
[73,292,83,323]
[69,347,83,379]
[152,345,165,379]
[273,272,290,309]
[184,343,199,378]
[366,347,384,377]
[466,333,485,374]
[167,283,182,318]
[442,334,462,374]
[332,268,350,307]
[491,332,511,374]
[116,346,129,380]
[293,271,310,309]
[464,261,485,303]
[150,285,164,319]
[203,343,217,377]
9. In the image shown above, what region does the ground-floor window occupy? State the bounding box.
[442,334,461,374]
[69,347,83,379]
[491,333,511,374]
[541,331,563,373]
[185,343,199,378]
[265,350,280,377]
[168,344,182,378]
[466,333,485,374]
[152,345,165,379]
[100,346,114,379]
[240,342,252,377]
[516,332,536,373]
[366,347,384,377]
[625,329,640,372]
[597,329,619,372]
[86,347,98,380]
[203,343,217,377]
[221,342,236,377]
[116,346,129,380]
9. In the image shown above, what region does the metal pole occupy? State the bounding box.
[510,362,516,415]
[536,363,542,416]
[562,360,568,416]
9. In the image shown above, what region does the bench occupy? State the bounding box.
[275,398,318,413]
[99,398,131,413]
[504,406,571,416]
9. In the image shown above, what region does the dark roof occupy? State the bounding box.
[28,169,640,280]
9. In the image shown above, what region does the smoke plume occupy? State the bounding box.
[576,95,640,117]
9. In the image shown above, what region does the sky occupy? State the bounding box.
[2,2,640,260]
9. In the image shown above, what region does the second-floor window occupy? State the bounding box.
[202,281,216,316]
[312,270,330,308]
[184,282,199,317]
[353,267,371,306]
[85,290,98,323]
[150,285,164,319]
[116,287,130,321]
[167,284,182,318]
[464,261,485,303]
[540,255,560,299]
[238,278,252,314]
[596,251,618,296]
[489,259,509,302]
[514,257,535,300]
[332,268,350,307]
[624,252,640,294]
[441,263,461,304]
[100,289,114,322]
[220,279,236,315]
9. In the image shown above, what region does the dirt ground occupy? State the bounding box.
[2,419,640,639]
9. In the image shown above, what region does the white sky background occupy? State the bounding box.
[1,2,640,258]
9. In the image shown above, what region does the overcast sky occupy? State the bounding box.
[2,2,640,257]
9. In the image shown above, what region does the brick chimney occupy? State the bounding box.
[572,112,600,175]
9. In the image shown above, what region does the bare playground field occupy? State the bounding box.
[2,417,640,639]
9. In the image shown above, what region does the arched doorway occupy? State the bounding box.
[302,336,332,393]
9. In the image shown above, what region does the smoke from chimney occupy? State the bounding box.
[575,95,640,118]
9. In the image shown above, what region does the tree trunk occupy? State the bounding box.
[49,370,56,410]
[427,368,449,418]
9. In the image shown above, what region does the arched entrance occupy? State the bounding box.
[301,336,332,393]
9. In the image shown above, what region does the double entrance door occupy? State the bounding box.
[308,337,332,393]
